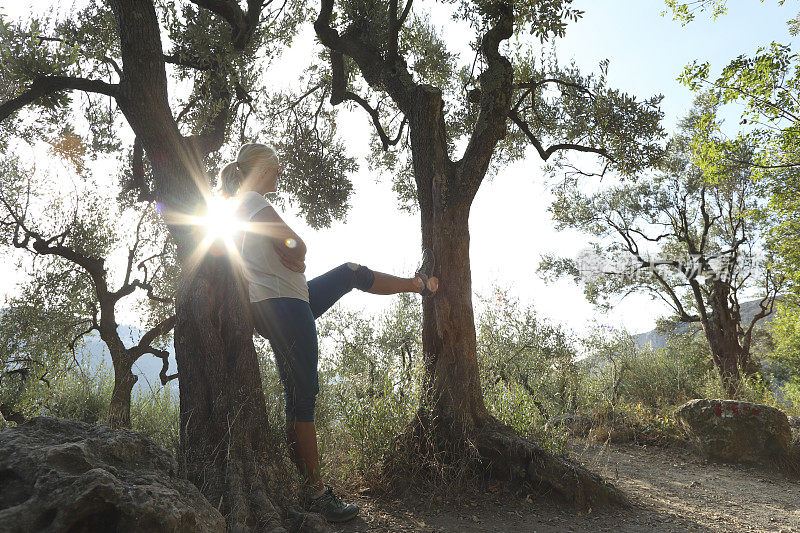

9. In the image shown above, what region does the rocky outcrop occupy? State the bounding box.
[675,399,794,469]
[0,417,225,532]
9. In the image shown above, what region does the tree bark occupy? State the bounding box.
[107,355,137,429]
[389,85,625,509]
[702,280,752,398]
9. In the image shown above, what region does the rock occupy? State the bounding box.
[675,399,793,468]
[0,417,225,532]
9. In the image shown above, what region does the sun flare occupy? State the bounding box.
[200,196,240,242]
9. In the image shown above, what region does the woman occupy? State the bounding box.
[219,143,438,523]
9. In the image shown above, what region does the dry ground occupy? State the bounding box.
[332,440,800,532]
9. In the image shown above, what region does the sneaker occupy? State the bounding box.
[415,249,437,296]
[306,486,359,523]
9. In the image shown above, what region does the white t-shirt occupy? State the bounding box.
[235,191,309,303]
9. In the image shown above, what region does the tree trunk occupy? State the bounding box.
[706,332,747,398]
[703,281,750,398]
[174,252,324,532]
[107,356,136,429]
[390,86,625,509]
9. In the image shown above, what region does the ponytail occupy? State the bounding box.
[219,162,243,198]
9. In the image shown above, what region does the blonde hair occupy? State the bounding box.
[219,143,279,197]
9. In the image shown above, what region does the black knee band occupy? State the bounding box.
[347,263,375,292]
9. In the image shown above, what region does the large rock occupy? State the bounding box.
[675,399,793,467]
[0,417,225,532]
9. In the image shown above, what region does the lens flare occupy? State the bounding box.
[165,187,289,279]
[201,196,239,242]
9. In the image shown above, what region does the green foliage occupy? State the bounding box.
[766,297,800,404]
[671,1,800,303]
[314,294,421,481]
[780,380,800,417]
[583,328,711,410]
[541,97,771,319]
[452,0,584,40]
[0,356,183,453]
[700,367,777,404]
[130,384,180,455]
[664,0,731,25]
[274,114,357,228]
[505,52,666,176]
[400,14,458,89]
[477,288,581,421]
[43,364,114,424]
[0,360,114,430]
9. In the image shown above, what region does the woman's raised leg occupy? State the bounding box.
[307,262,438,319]
[367,271,436,295]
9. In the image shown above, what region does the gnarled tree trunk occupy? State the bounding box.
[391,85,625,510]
[174,253,292,532]
[703,280,756,398]
[107,356,136,429]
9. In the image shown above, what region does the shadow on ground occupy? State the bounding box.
[331,440,800,532]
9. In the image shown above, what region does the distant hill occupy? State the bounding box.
[633,298,779,349]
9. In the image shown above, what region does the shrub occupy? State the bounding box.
[130,384,180,454]
[37,362,114,423]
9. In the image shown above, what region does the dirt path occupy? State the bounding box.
[333,441,800,532]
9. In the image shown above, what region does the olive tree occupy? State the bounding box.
[0,2,352,529]
[0,154,177,428]
[311,0,664,506]
[540,99,782,397]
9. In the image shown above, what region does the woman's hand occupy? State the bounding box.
[274,242,306,273]
[250,204,308,264]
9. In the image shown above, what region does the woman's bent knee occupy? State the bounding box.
[290,396,317,423]
[344,262,375,292]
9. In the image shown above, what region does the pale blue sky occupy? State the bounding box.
[2,0,796,337]
[557,0,797,133]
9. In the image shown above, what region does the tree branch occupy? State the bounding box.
[509,109,614,163]
[315,0,416,113]
[329,50,404,150]
[136,315,177,353]
[189,0,266,49]
[457,3,515,197]
[398,0,413,26]
[143,348,179,385]
[0,75,118,123]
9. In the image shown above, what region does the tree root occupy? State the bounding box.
[475,421,626,509]
[385,414,626,510]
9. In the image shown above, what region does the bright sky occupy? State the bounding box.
[2,0,797,337]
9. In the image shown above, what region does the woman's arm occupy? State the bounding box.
[248,205,307,271]
[273,244,306,273]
